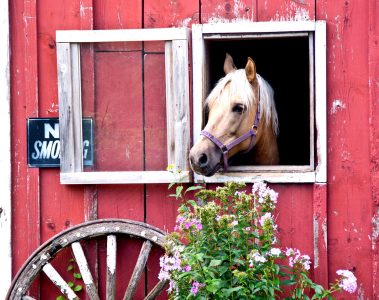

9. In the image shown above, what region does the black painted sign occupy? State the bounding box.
[27,118,94,167]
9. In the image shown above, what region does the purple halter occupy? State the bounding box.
[200,94,261,171]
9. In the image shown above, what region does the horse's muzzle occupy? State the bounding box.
[189,143,222,176]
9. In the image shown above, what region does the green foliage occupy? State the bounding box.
[55,256,83,300]
[160,172,356,299]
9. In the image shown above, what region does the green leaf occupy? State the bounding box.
[73,285,83,292]
[224,286,244,297]
[280,279,296,286]
[67,265,74,272]
[56,296,66,300]
[176,186,183,197]
[313,284,324,295]
[187,200,198,207]
[69,258,75,263]
[67,281,74,288]
[168,182,176,190]
[185,186,204,193]
[73,272,82,279]
[209,259,223,267]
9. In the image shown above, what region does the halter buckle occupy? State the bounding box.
[221,145,228,154]
[252,125,258,134]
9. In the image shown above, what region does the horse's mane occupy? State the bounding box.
[205,70,279,136]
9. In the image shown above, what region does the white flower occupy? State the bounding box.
[249,252,267,266]
[259,212,272,227]
[336,269,357,293]
[269,248,281,256]
[231,220,238,226]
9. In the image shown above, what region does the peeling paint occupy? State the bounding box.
[322,220,327,248]
[330,99,346,114]
[80,3,93,19]
[313,216,319,268]
[372,213,379,241]
[47,102,59,114]
[179,17,192,27]
[271,2,310,21]
[357,283,365,299]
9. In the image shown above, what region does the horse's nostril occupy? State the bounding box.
[199,153,208,167]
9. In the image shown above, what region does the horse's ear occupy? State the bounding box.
[224,53,237,74]
[245,57,256,83]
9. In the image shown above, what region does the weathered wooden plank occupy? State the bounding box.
[90,48,145,298]
[314,21,327,183]
[144,53,167,171]
[56,28,189,43]
[123,240,153,300]
[93,0,142,51]
[316,1,373,297]
[313,183,328,287]
[42,263,79,300]
[61,171,191,184]
[192,24,206,146]
[106,235,117,300]
[201,0,253,23]
[57,42,75,174]
[171,39,190,171]
[201,21,316,34]
[0,0,11,296]
[195,171,316,183]
[71,242,100,300]
[144,280,168,300]
[308,32,315,170]
[10,0,41,296]
[165,41,175,166]
[70,43,84,173]
[257,0,315,22]
[57,42,83,174]
[165,38,190,171]
[31,1,88,297]
[368,0,379,297]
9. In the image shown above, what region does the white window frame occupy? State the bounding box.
[56,28,191,184]
[192,21,326,184]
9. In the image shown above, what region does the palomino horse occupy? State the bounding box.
[189,53,279,176]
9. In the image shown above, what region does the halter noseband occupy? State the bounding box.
[200,90,261,171]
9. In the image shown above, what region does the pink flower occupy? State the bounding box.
[336,269,357,293]
[231,220,238,226]
[176,216,185,224]
[183,265,191,272]
[190,281,205,295]
[286,248,311,270]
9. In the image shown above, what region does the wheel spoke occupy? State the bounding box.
[106,235,117,300]
[123,240,153,300]
[71,242,100,300]
[22,296,37,300]
[144,279,168,300]
[42,263,79,300]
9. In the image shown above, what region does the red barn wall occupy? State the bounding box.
[9,0,378,298]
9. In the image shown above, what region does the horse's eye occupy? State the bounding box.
[232,104,245,114]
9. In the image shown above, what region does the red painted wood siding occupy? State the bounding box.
[9,0,378,299]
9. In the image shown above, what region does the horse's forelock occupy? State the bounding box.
[204,70,279,136]
[205,70,254,109]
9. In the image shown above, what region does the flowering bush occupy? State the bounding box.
[159,178,357,299]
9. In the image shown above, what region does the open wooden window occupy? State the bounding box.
[56,28,190,184]
[192,21,326,183]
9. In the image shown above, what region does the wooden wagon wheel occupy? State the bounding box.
[7,219,168,300]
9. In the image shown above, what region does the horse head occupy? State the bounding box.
[189,54,279,177]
